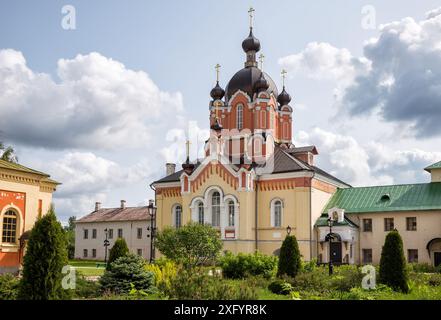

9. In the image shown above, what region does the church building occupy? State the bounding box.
[152,10,441,267]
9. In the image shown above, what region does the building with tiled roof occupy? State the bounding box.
[0,159,60,273]
[74,201,151,261]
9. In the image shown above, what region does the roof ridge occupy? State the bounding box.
[278,147,312,171]
[339,181,439,190]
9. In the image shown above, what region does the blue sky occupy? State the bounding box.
[1,1,441,223]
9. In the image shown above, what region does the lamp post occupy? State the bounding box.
[147,199,157,264]
[327,216,334,275]
[286,225,292,236]
[103,228,110,266]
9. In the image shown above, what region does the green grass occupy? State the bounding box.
[69,259,105,277]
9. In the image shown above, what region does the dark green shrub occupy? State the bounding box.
[100,254,154,294]
[73,275,100,299]
[107,238,129,270]
[164,267,258,300]
[331,265,363,292]
[289,267,330,293]
[408,262,436,273]
[379,230,409,293]
[0,273,20,300]
[219,251,277,279]
[277,235,301,278]
[268,279,293,295]
[18,208,71,300]
[428,274,441,287]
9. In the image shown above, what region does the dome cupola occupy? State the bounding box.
[210,81,225,100]
[242,29,261,54]
[277,87,291,106]
[254,71,269,93]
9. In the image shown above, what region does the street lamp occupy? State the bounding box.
[147,199,157,264]
[286,225,292,236]
[103,228,110,266]
[327,216,334,275]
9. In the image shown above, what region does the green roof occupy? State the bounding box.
[425,161,441,172]
[323,182,441,214]
[315,214,359,228]
[0,159,61,183]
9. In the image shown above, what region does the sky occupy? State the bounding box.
[1,0,441,223]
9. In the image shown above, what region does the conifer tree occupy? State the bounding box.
[18,207,70,300]
[107,237,129,270]
[277,234,301,278]
[379,230,409,293]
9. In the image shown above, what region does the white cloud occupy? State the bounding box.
[295,128,440,186]
[0,50,184,149]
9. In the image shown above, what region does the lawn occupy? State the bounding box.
[69,259,106,277]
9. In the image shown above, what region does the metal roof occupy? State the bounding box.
[76,206,151,223]
[323,182,441,214]
[315,214,359,228]
[0,159,60,184]
[425,161,441,172]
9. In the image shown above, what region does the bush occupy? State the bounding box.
[379,230,409,293]
[268,279,293,295]
[18,207,71,300]
[164,267,258,300]
[331,265,363,292]
[289,267,330,293]
[408,262,436,273]
[220,251,277,279]
[277,235,301,278]
[100,254,154,294]
[145,259,177,293]
[155,222,223,268]
[0,273,20,300]
[107,238,129,270]
[73,275,100,299]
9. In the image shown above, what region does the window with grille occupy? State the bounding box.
[408,249,418,263]
[384,218,394,231]
[237,104,243,130]
[137,249,143,256]
[92,229,97,239]
[212,192,221,227]
[2,210,17,243]
[198,202,204,224]
[273,200,282,227]
[108,229,113,239]
[118,228,123,238]
[83,249,88,258]
[92,249,96,258]
[362,249,372,264]
[174,205,182,228]
[363,219,372,232]
[406,217,417,231]
[228,200,235,227]
[83,229,89,239]
[137,228,142,239]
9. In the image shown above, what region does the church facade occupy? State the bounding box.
[152,14,441,266]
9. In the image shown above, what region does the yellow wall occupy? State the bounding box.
[431,169,441,183]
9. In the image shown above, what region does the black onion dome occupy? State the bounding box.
[225,67,278,100]
[277,86,292,106]
[254,72,269,92]
[242,29,261,53]
[210,81,225,100]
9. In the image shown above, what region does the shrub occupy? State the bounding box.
[220,251,277,279]
[277,235,301,278]
[73,275,101,299]
[100,254,154,294]
[289,267,330,293]
[164,267,258,300]
[0,273,20,300]
[379,230,409,293]
[268,279,293,295]
[155,222,223,268]
[408,262,436,273]
[301,258,318,273]
[18,207,71,300]
[331,265,363,292]
[107,238,129,270]
[145,259,177,293]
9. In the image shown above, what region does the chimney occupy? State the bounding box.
[95,202,101,211]
[166,163,176,176]
[120,200,126,209]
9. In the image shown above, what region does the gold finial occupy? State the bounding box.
[281,69,287,87]
[258,53,265,71]
[248,7,255,29]
[215,63,221,82]
[185,140,191,159]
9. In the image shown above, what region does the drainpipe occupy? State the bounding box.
[254,175,259,252]
[310,172,315,261]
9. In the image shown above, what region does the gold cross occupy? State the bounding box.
[248,7,255,28]
[281,69,287,87]
[213,100,222,119]
[258,53,265,71]
[185,140,191,159]
[215,63,221,82]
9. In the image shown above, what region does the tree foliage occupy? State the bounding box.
[277,234,302,278]
[0,142,18,163]
[379,230,409,293]
[155,222,223,268]
[107,238,129,270]
[18,207,70,300]
[64,216,76,259]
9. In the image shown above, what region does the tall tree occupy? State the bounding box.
[107,238,129,270]
[0,142,18,163]
[277,234,301,278]
[18,206,71,300]
[64,216,76,260]
[379,230,409,293]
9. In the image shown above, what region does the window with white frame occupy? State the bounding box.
[227,200,235,227]
[271,199,283,228]
[211,192,221,227]
[2,210,17,243]
[197,202,204,224]
[237,104,243,130]
[174,205,182,228]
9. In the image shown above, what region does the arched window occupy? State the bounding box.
[2,210,17,243]
[174,205,182,228]
[227,200,235,227]
[212,191,221,227]
[237,104,243,130]
[271,200,283,228]
[198,202,204,224]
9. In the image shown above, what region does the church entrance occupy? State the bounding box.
[434,252,441,267]
[330,242,342,264]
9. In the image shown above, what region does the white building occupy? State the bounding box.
[74,201,152,261]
